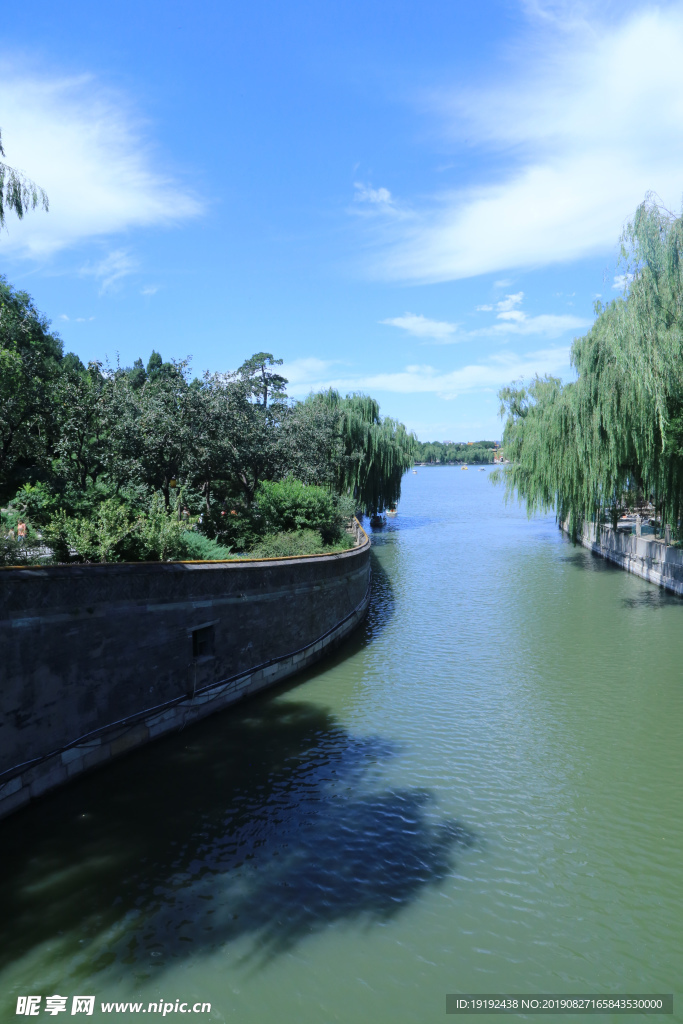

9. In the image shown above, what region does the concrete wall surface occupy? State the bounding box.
[0,528,371,819]
[577,522,683,596]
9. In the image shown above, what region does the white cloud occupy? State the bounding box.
[380,312,458,342]
[141,284,159,296]
[354,182,394,206]
[0,70,203,258]
[281,346,572,399]
[364,7,683,282]
[279,357,346,390]
[472,311,590,338]
[58,314,95,322]
[495,292,524,312]
[80,249,137,292]
[473,291,589,337]
[612,273,634,290]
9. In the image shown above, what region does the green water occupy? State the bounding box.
[1,467,681,1022]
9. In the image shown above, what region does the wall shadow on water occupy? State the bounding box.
[0,698,473,982]
[274,550,395,693]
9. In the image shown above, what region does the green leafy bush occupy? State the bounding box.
[250,529,354,558]
[255,478,355,545]
[42,495,195,563]
[178,532,233,560]
[5,482,56,526]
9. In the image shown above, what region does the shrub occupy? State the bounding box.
[255,478,355,544]
[5,482,56,526]
[43,495,195,563]
[178,532,233,560]
[250,529,354,559]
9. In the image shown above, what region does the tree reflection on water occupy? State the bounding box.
[0,697,473,979]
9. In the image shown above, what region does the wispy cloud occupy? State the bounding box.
[477,292,524,313]
[471,312,590,338]
[380,312,459,342]
[353,182,395,207]
[473,291,589,337]
[0,69,203,258]
[80,249,137,292]
[58,314,95,322]
[141,284,159,296]
[282,346,572,400]
[612,273,634,290]
[360,7,683,282]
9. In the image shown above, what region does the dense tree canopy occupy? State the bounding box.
[498,197,683,538]
[0,277,417,562]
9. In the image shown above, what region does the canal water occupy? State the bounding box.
[1,467,681,1022]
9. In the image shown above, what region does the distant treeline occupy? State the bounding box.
[414,441,498,464]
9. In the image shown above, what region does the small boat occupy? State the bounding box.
[478,468,486,472]
[461,465,468,471]
[412,470,417,474]
[386,507,398,517]
[370,514,385,528]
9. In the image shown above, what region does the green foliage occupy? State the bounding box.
[0,130,49,227]
[0,277,64,495]
[250,529,354,559]
[255,478,355,544]
[498,196,683,538]
[0,270,415,559]
[43,495,195,563]
[179,532,234,560]
[5,482,56,525]
[44,500,134,563]
[301,391,417,514]
[237,352,288,408]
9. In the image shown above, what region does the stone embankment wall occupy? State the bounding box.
[0,523,371,820]
[576,522,683,596]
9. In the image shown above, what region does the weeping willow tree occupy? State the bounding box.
[303,390,417,514]
[0,130,49,227]
[499,196,683,538]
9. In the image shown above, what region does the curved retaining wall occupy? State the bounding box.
[0,524,371,819]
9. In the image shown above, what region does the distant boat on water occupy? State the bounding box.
[386,507,397,517]
[461,465,468,471]
[412,469,417,474]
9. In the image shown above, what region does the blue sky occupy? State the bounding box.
[2,0,682,440]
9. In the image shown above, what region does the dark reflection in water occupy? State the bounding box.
[559,551,621,572]
[0,699,472,976]
[560,545,683,607]
[621,589,682,609]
